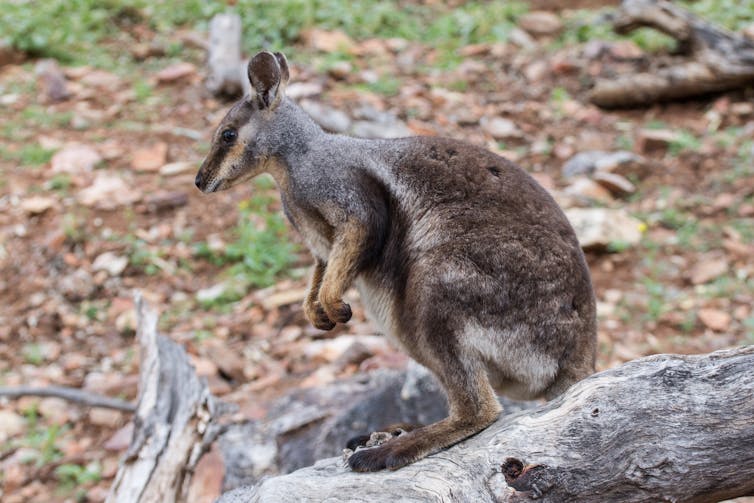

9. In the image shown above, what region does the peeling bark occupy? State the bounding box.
[218,346,754,503]
[590,0,754,107]
[106,293,230,503]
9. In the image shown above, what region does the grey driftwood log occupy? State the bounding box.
[219,345,754,503]
[106,293,230,503]
[590,0,754,107]
[205,13,250,97]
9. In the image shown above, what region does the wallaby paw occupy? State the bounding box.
[323,300,352,324]
[347,440,419,472]
[306,302,336,331]
[346,423,415,450]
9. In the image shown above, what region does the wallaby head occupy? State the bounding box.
[195,51,291,193]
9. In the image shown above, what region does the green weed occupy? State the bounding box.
[55,462,102,489]
[194,188,297,304]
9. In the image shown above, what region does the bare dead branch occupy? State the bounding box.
[0,385,135,412]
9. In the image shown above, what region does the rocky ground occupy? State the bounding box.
[1,3,753,502]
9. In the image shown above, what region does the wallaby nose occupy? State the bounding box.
[194,171,204,190]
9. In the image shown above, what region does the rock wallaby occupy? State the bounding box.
[195,51,597,472]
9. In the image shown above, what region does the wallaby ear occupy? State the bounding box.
[273,52,290,87]
[248,51,286,109]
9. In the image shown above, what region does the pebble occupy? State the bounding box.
[480,117,523,140]
[132,142,168,172]
[562,150,646,178]
[156,62,196,83]
[565,208,644,250]
[160,161,196,176]
[38,397,71,425]
[78,173,141,209]
[21,196,56,215]
[59,269,96,301]
[92,252,128,277]
[0,410,25,442]
[697,308,731,332]
[89,407,123,428]
[51,143,102,174]
[592,171,636,197]
[518,11,563,37]
[690,258,728,285]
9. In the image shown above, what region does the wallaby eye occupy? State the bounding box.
[221,128,237,144]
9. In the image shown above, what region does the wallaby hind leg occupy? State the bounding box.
[348,355,500,472]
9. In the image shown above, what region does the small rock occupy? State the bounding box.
[334,341,373,369]
[156,62,196,83]
[197,282,229,304]
[80,69,121,89]
[104,422,134,451]
[285,81,324,100]
[92,252,128,276]
[204,340,246,382]
[524,60,548,82]
[78,174,140,209]
[59,269,96,301]
[21,196,56,215]
[508,27,536,49]
[260,287,308,310]
[518,11,563,37]
[592,172,636,197]
[89,408,123,428]
[143,191,188,213]
[131,142,168,172]
[327,61,353,80]
[351,120,412,139]
[0,410,25,442]
[159,161,195,176]
[35,59,70,102]
[697,308,731,332]
[480,117,523,140]
[301,28,354,52]
[562,150,648,179]
[636,129,679,154]
[300,100,351,133]
[564,177,614,204]
[38,397,70,425]
[51,143,102,174]
[565,208,644,250]
[690,258,728,285]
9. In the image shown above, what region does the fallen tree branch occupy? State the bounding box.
[0,385,135,412]
[590,0,754,107]
[219,345,754,503]
[106,292,231,503]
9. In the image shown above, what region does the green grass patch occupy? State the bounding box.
[194,183,298,307]
[1,0,527,70]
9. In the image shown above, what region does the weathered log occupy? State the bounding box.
[106,293,230,503]
[218,345,754,503]
[205,13,250,98]
[590,0,754,107]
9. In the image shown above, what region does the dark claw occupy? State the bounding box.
[330,301,352,324]
[347,441,418,472]
[346,434,371,451]
[313,304,336,331]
